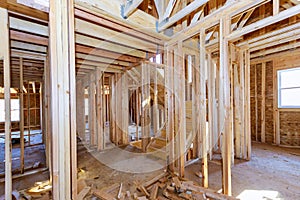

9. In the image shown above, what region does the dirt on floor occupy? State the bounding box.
[77,141,300,199]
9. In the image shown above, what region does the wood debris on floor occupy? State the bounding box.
[91,171,239,200]
[16,180,52,200]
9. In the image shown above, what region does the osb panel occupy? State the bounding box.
[280,112,300,146]
[265,61,274,144]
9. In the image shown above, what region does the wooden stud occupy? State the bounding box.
[49,0,77,198]
[244,49,251,160]
[208,52,215,160]
[19,57,25,174]
[220,16,232,196]
[176,41,185,177]
[273,0,279,16]
[261,62,266,143]
[153,65,159,137]
[88,74,96,146]
[136,87,139,141]
[141,62,151,151]
[97,69,104,150]
[200,29,208,188]
[0,8,12,200]
[166,46,175,171]
[122,73,129,145]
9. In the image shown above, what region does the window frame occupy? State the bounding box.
[277,67,300,109]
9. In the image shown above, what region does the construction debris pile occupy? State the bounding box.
[92,172,239,200]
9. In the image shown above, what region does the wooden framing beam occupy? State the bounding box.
[237,22,300,47]
[220,16,232,196]
[157,0,208,32]
[176,41,185,177]
[162,0,177,20]
[0,7,12,200]
[227,3,300,40]
[49,0,77,198]
[153,0,164,19]
[96,69,104,150]
[121,0,144,19]
[200,29,208,188]
[261,62,266,143]
[237,8,255,29]
[88,73,96,146]
[273,0,279,15]
[166,0,263,45]
[19,57,25,174]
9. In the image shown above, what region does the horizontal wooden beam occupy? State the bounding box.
[10,30,48,46]
[251,41,300,58]
[237,22,300,46]
[75,44,140,63]
[75,33,147,58]
[10,16,48,36]
[11,40,47,53]
[74,8,164,46]
[75,18,159,54]
[76,53,131,67]
[250,30,300,52]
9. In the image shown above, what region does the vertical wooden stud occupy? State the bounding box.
[0,8,12,200]
[49,0,77,198]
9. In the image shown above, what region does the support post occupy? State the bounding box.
[200,29,208,188]
[176,41,185,177]
[0,7,12,200]
[49,0,77,198]
[261,62,266,143]
[166,47,175,171]
[220,16,232,196]
[141,63,151,152]
[19,57,25,174]
[97,69,104,150]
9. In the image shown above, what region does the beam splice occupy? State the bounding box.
[0,7,12,200]
[121,0,144,19]
[157,0,208,32]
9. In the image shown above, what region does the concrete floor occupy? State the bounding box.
[185,142,300,200]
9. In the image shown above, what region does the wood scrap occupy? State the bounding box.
[149,183,158,200]
[77,179,87,193]
[126,190,131,199]
[178,192,192,200]
[181,182,238,200]
[117,183,123,199]
[139,185,150,197]
[137,196,147,200]
[142,171,168,188]
[195,171,203,178]
[172,177,182,191]
[93,190,116,200]
[77,186,91,200]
